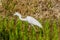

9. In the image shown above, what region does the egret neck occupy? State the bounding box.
[18,15,27,21]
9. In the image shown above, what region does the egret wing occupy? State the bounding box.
[26,16,42,28]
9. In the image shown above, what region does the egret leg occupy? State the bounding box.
[31,24,36,31]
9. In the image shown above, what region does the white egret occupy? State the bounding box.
[14,12,42,28]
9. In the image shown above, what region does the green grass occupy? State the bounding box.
[44,20,50,40]
[52,21,58,40]
[0,0,59,40]
[0,17,58,40]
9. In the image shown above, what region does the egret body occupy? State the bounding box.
[14,12,42,28]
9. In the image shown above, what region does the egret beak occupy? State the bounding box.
[14,14,17,16]
[14,14,16,16]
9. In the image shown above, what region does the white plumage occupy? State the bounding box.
[14,12,42,28]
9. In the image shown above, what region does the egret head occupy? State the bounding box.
[14,12,21,17]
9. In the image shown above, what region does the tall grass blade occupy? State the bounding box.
[52,21,58,40]
[44,20,50,40]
